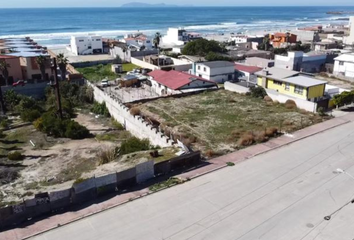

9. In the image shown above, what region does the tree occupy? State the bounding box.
[57,53,69,80]
[181,39,224,56]
[35,55,49,81]
[0,60,9,115]
[153,32,162,49]
[258,35,271,51]
[0,60,10,86]
[205,52,232,61]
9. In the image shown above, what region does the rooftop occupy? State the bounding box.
[255,67,299,79]
[6,52,49,57]
[334,53,354,63]
[234,63,262,74]
[148,70,216,90]
[198,61,235,68]
[282,76,327,87]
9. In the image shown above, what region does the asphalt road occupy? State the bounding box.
[30,121,354,240]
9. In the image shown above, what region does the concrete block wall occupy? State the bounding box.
[88,81,173,147]
[224,82,250,94]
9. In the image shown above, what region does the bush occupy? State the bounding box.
[130,107,141,116]
[119,137,151,155]
[254,132,267,143]
[8,151,24,161]
[249,86,267,98]
[205,150,215,158]
[64,120,90,139]
[21,109,42,122]
[238,132,255,146]
[317,107,327,116]
[98,148,118,165]
[91,101,110,117]
[265,127,278,137]
[285,99,297,109]
[0,119,9,129]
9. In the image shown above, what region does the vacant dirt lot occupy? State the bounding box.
[139,90,329,154]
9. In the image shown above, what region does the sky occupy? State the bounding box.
[1,0,354,8]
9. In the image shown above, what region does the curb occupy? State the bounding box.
[19,117,351,239]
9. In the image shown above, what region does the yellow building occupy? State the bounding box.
[255,68,327,101]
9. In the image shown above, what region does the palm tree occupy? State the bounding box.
[35,55,49,81]
[153,32,162,49]
[262,35,270,51]
[0,60,9,115]
[0,60,10,86]
[57,53,69,80]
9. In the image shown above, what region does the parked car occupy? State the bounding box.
[12,80,26,87]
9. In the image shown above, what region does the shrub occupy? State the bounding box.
[64,120,90,139]
[238,132,255,146]
[98,148,118,165]
[0,119,9,129]
[254,132,267,143]
[91,101,110,117]
[130,107,141,116]
[273,100,280,105]
[283,119,293,126]
[8,151,24,161]
[205,150,215,158]
[285,99,297,109]
[21,109,42,122]
[265,127,278,137]
[249,86,267,98]
[226,162,235,166]
[119,137,151,155]
[264,96,273,102]
[317,107,327,116]
[34,117,44,131]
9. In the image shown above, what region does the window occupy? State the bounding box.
[339,61,344,66]
[285,83,290,91]
[198,66,201,70]
[273,80,282,86]
[294,85,303,95]
[204,67,207,72]
[146,40,150,43]
[79,40,84,42]
[96,39,101,41]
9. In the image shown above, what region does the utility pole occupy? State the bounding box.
[52,58,63,119]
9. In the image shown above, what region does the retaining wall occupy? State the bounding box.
[88,81,173,147]
[224,82,250,94]
[0,152,201,229]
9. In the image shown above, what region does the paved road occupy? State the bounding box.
[30,121,354,240]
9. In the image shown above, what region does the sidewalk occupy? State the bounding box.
[1,113,353,240]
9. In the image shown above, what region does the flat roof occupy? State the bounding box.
[6,52,49,57]
[334,53,354,63]
[255,67,299,79]
[282,76,327,88]
[198,61,235,68]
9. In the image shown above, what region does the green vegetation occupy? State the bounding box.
[77,64,118,82]
[77,63,140,82]
[149,177,185,192]
[119,137,151,155]
[140,90,329,154]
[332,90,354,107]
[205,52,232,61]
[91,101,110,117]
[7,151,24,161]
[122,63,139,72]
[249,86,267,99]
[181,39,226,56]
[226,162,235,166]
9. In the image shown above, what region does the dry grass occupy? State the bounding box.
[130,107,141,116]
[98,148,117,165]
[285,99,297,109]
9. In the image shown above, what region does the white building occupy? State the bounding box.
[333,53,354,78]
[275,51,327,73]
[122,33,153,50]
[192,61,235,83]
[162,28,188,46]
[70,36,103,55]
[344,16,354,45]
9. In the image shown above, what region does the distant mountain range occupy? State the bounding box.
[121,2,192,7]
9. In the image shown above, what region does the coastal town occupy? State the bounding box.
[1,9,354,240]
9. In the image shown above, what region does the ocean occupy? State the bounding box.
[0,6,354,46]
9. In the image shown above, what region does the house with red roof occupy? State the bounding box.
[147,70,218,96]
[234,63,262,84]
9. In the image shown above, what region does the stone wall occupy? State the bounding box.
[88,81,173,147]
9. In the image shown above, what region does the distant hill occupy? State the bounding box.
[121,2,191,7]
